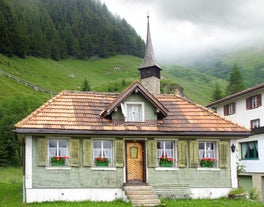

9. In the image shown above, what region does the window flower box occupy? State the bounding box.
[200,158,216,168]
[51,156,68,166]
[95,157,109,166]
[160,163,173,167]
[159,155,173,167]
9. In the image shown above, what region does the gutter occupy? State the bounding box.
[14,128,250,138]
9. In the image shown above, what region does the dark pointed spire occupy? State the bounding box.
[138,15,161,70]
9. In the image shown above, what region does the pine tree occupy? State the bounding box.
[225,64,245,96]
[211,83,223,101]
[81,79,90,91]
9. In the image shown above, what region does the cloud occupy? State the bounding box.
[103,0,264,65]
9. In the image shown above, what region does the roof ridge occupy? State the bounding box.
[63,90,120,96]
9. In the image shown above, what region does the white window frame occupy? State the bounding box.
[93,140,113,167]
[156,140,176,167]
[251,119,260,129]
[198,141,218,168]
[241,141,259,160]
[124,102,145,122]
[48,138,69,167]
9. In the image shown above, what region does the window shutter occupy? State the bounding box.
[189,140,198,168]
[147,140,157,167]
[178,140,188,167]
[232,103,236,113]
[70,139,80,167]
[37,138,47,166]
[224,105,228,115]
[257,94,262,107]
[115,139,124,167]
[246,97,251,109]
[82,139,93,166]
[219,141,229,168]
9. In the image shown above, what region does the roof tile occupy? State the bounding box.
[15,90,249,135]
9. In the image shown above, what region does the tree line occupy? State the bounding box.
[0,0,145,60]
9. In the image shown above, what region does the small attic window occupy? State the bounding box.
[121,102,145,122]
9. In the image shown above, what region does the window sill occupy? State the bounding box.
[155,167,179,171]
[197,167,220,171]
[240,159,259,161]
[91,167,116,171]
[45,166,71,170]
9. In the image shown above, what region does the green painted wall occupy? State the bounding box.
[112,93,156,121]
[31,137,232,189]
[148,168,231,188]
[32,138,124,188]
[239,175,252,192]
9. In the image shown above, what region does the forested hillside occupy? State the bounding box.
[0,0,145,60]
[191,47,264,87]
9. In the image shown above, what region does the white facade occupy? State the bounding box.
[207,83,264,201]
[214,92,264,129]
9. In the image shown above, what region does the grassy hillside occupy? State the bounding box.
[0,54,224,105]
[192,47,264,88]
[163,65,227,104]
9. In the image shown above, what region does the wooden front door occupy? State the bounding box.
[126,141,145,183]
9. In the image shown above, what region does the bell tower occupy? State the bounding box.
[138,15,161,95]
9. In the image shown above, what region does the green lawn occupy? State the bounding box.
[0,167,263,207]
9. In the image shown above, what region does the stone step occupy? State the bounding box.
[128,194,159,200]
[124,184,161,207]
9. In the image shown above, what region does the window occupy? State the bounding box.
[48,139,69,166]
[224,103,236,115]
[93,140,113,166]
[124,102,144,122]
[246,94,262,109]
[251,119,260,129]
[241,141,258,160]
[199,141,217,167]
[157,141,175,167]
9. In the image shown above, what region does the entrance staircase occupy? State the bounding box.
[124,185,161,207]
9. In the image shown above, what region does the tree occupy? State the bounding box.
[81,78,90,91]
[211,83,224,102]
[0,96,41,166]
[225,64,245,96]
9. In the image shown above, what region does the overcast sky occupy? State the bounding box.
[102,0,264,65]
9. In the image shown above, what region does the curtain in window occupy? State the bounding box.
[127,104,142,121]
[242,143,247,159]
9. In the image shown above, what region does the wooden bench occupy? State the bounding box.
[152,183,191,199]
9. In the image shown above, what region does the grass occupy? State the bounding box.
[0,54,225,105]
[1,167,264,207]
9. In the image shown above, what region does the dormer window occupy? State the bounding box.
[122,102,145,122]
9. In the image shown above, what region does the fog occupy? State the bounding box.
[103,0,264,66]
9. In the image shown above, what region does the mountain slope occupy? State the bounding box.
[0,54,225,105]
[191,47,264,87]
[0,0,144,59]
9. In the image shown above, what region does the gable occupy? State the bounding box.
[100,80,168,120]
[111,93,157,122]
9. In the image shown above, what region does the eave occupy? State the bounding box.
[14,128,250,138]
[100,80,168,119]
[207,82,264,107]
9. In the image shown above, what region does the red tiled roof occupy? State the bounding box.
[207,82,264,107]
[15,89,250,137]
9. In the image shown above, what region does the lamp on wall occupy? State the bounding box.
[231,144,236,153]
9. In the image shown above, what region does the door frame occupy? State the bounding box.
[125,140,146,184]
